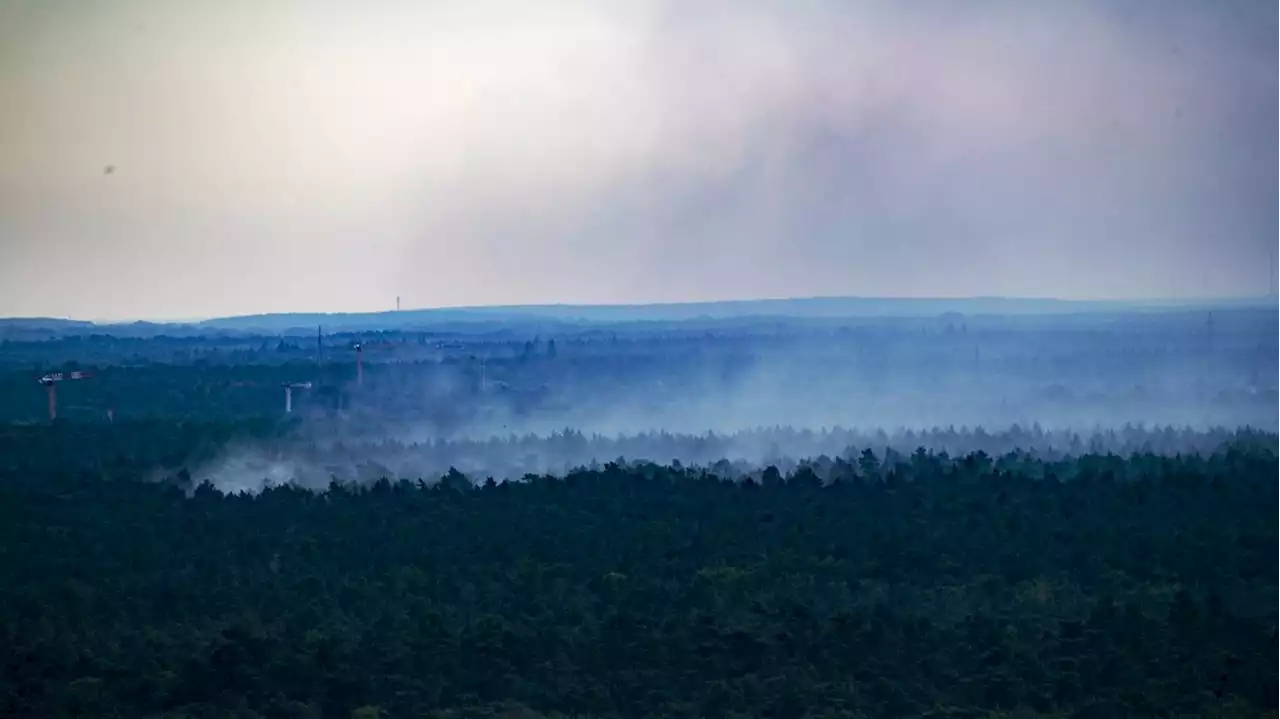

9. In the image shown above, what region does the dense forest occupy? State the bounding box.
[0,424,1275,717]
[0,309,1276,717]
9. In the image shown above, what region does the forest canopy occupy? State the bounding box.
[0,421,1275,718]
[1,310,1276,717]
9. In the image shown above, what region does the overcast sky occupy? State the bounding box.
[0,0,1275,320]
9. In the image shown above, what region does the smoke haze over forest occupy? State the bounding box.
[1,0,1276,320]
[2,3,1278,716]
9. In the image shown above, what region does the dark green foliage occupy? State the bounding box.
[0,430,1274,718]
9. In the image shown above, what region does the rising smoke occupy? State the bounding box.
[177,322,1278,494]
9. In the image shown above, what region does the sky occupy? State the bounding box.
[0,0,1275,321]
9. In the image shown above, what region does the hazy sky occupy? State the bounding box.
[0,0,1275,320]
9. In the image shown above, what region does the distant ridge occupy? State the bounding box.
[0,317,96,328]
[2,295,1273,336]
[184,295,1275,333]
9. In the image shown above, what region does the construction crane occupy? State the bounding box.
[281,382,312,413]
[469,353,493,393]
[350,340,401,389]
[230,379,314,414]
[37,371,93,421]
[352,342,366,388]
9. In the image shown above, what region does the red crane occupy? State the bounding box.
[37,371,93,421]
[352,342,365,388]
[350,341,400,388]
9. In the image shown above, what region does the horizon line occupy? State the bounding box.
[4,292,1276,326]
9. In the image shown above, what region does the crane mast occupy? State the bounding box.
[352,342,364,388]
[281,382,312,413]
[349,340,400,390]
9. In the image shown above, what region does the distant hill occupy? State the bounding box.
[192,296,1272,332]
[0,318,97,330]
[0,317,99,341]
[2,296,1273,337]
